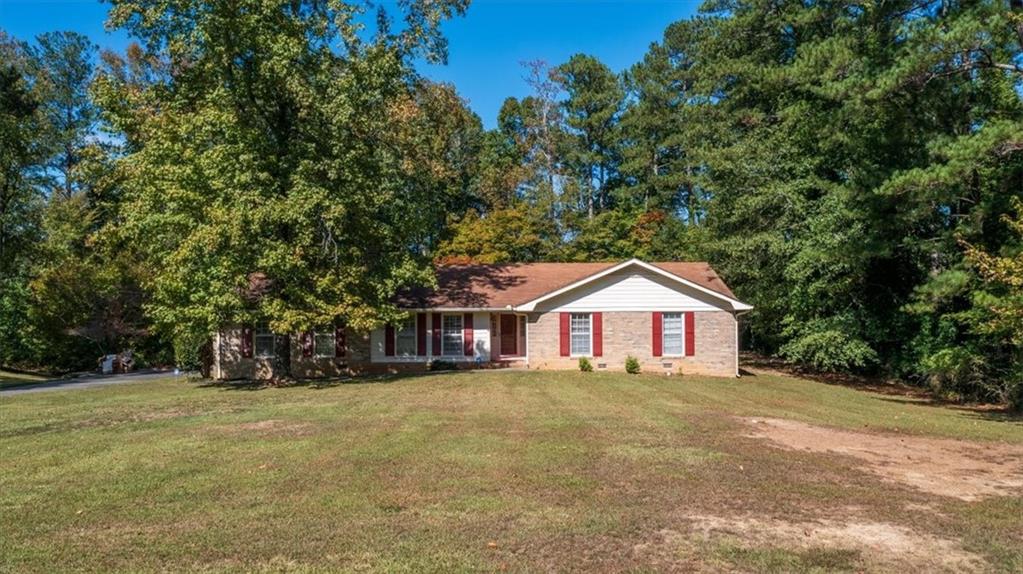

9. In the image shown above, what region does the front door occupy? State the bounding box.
[500,314,518,357]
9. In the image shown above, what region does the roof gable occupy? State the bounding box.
[529,266,736,312]
[516,259,751,312]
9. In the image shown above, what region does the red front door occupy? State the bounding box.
[500,314,518,357]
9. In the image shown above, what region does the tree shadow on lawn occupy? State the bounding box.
[194,370,473,392]
[875,396,1023,425]
[743,353,925,396]
[742,353,1022,422]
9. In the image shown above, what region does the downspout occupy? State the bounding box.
[733,310,751,378]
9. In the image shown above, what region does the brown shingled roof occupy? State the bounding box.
[396,261,737,309]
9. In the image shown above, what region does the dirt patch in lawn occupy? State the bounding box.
[682,514,985,572]
[130,408,206,422]
[744,417,1023,501]
[211,419,315,436]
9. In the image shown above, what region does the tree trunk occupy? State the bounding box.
[272,334,292,381]
[685,165,696,225]
[649,149,658,211]
[199,338,214,378]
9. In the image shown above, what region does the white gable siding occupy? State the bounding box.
[535,268,729,312]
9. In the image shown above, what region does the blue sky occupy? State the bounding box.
[0,0,700,128]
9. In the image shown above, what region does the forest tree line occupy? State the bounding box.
[1,0,1021,406]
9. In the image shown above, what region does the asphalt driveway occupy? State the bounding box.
[0,370,185,396]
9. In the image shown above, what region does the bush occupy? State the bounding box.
[429,359,457,371]
[778,321,878,372]
[172,331,208,370]
[578,357,593,372]
[625,355,640,374]
[921,347,1022,409]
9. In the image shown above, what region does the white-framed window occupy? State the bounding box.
[396,317,417,356]
[254,323,275,358]
[314,331,335,358]
[441,314,463,356]
[570,313,591,357]
[663,312,684,356]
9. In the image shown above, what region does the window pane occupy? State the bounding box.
[255,336,275,358]
[442,315,463,356]
[570,313,590,356]
[314,333,335,357]
[663,313,684,355]
[571,335,590,355]
[396,318,416,356]
[254,323,275,357]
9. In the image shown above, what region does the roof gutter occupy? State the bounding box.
[402,307,513,313]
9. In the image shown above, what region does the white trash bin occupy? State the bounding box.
[101,355,117,374]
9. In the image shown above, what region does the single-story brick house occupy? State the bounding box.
[210,259,752,380]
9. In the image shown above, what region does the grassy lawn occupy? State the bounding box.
[2,370,1021,572]
[0,369,49,390]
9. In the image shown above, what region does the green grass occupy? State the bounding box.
[713,543,862,573]
[0,369,49,389]
[1,370,1020,572]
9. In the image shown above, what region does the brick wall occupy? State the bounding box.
[215,327,373,380]
[288,335,346,379]
[214,328,281,380]
[526,311,737,377]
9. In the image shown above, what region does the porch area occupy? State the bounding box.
[489,312,527,365]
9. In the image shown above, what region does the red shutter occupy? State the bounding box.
[302,331,314,357]
[241,325,254,358]
[416,313,427,356]
[463,312,474,356]
[685,311,695,356]
[652,312,663,357]
[384,324,395,356]
[559,313,570,357]
[592,312,603,357]
[335,322,346,357]
[432,313,442,355]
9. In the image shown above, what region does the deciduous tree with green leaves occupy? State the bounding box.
[93,0,470,366]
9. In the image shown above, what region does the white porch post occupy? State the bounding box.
[524,313,530,367]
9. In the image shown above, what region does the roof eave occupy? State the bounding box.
[397,307,512,312]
